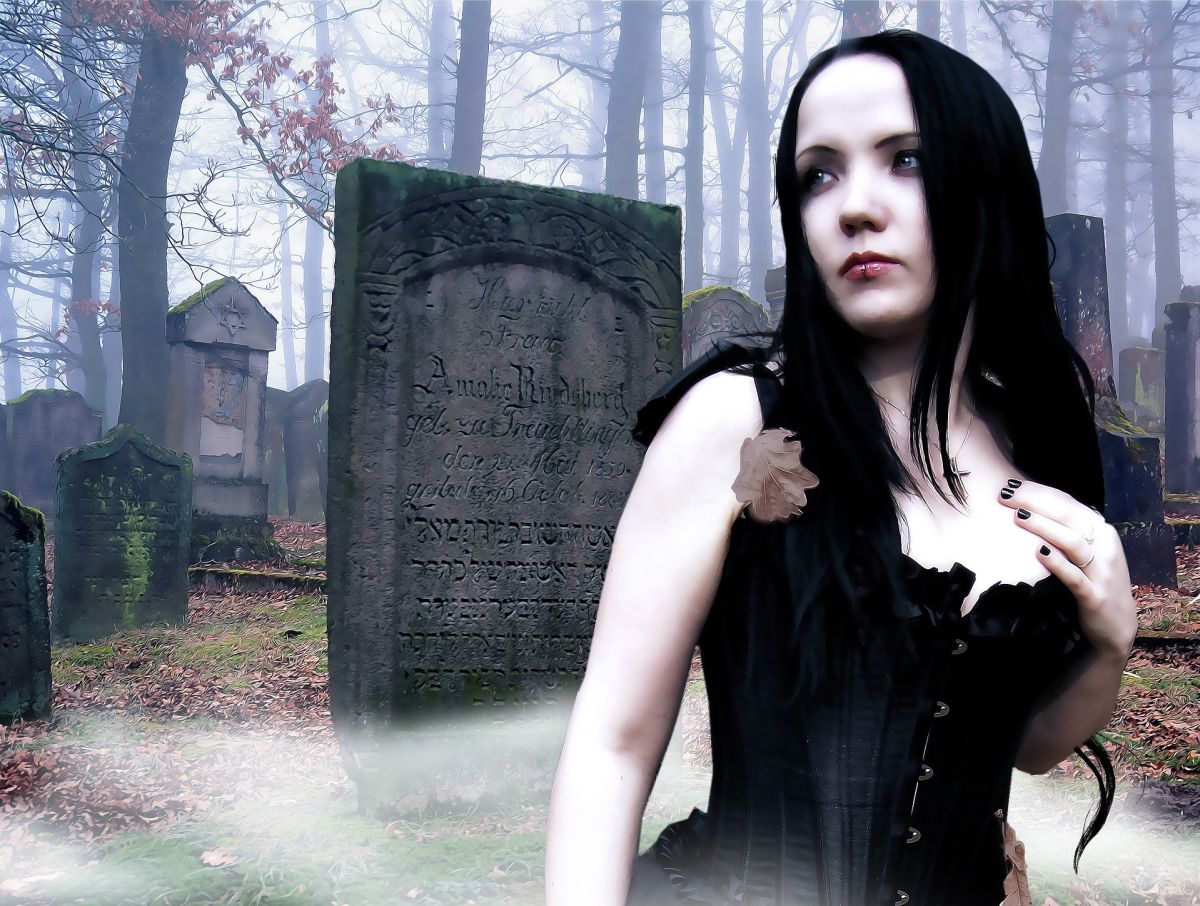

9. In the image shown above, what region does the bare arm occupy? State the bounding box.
[544,371,762,906]
[1013,631,1134,775]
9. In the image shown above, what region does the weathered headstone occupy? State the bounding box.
[52,424,192,642]
[329,159,681,808]
[283,379,329,521]
[1164,286,1200,499]
[765,265,786,330]
[1,389,102,524]
[1117,345,1164,435]
[681,285,773,367]
[1046,213,1173,587]
[0,490,51,724]
[164,277,277,561]
[264,386,290,518]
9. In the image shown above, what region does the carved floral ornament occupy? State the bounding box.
[731,427,820,523]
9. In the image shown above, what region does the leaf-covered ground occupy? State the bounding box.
[1,519,1197,904]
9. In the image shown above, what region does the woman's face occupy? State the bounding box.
[793,54,936,343]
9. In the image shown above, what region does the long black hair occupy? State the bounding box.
[724,28,1112,874]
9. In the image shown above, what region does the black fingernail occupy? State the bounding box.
[1007,479,1022,488]
[1017,508,1030,519]
[1000,487,1015,499]
[1039,544,1050,555]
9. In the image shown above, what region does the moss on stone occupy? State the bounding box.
[7,387,81,407]
[167,276,237,316]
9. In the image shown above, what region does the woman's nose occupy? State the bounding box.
[839,171,885,234]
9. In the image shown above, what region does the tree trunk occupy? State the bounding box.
[643,5,665,204]
[684,1,706,293]
[605,1,655,200]
[1037,0,1082,217]
[101,236,122,429]
[302,0,332,383]
[60,0,107,414]
[579,1,608,192]
[916,0,940,39]
[841,0,880,38]
[276,194,298,389]
[1148,0,1181,332]
[705,3,745,286]
[449,0,491,176]
[0,198,22,399]
[1103,0,1132,348]
[743,0,770,302]
[948,0,966,52]
[427,0,453,168]
[115,0,187,442]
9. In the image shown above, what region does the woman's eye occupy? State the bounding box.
[800,167,831,194]
[895,149,921,171]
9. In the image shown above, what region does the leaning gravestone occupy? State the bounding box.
[283,379,329,521]
[2,389,102,525]
[0,491,51,724]
[681,285,772,367]
[52,424,192,642]
[330,159,681,810]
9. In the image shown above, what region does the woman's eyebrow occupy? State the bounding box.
[794,131,920,164]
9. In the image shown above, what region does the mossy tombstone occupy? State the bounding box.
[2,389,102,525]
[329,160,682,803]
[681,285,772,367]
[52,424,192,642]
[0,491,51,724]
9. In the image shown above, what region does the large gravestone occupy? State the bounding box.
[681,285,772,367]
[52,424,192,642]
[1,389,102,524]
[329,159,680,808]
[283,379,329,521]
[1046,213,1174,587]
[164,278,277,560]
[0,491,51,724]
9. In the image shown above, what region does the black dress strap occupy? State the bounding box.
[630,338,773,448]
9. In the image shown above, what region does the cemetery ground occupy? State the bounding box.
[0,521,1197,905]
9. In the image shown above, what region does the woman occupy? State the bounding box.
[545,28,1137,906]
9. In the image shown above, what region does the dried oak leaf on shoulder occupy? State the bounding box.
[731,427,820,523]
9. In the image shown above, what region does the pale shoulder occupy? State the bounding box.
[641,367,765,526]
[656,367,764,450]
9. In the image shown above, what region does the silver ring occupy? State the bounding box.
[1074,549,1096,569]
[1082,522,1096,545]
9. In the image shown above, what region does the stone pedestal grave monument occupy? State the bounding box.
[0,491,51,724]
[164,277,277,561]
[52,424,192,642]
[284,379,329,521]
[682,285,773,367]
[1046,213,1174,587]
[1,389,102,525]
[329,159,681,813]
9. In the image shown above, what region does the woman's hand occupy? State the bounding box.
[999,479,1138,660]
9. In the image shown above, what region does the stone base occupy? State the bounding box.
[190,513,281,563]
[193,477,268,518]
[336,712,570,820]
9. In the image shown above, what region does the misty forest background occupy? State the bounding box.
[1,0,1197,432]
[2,2,1200,905]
